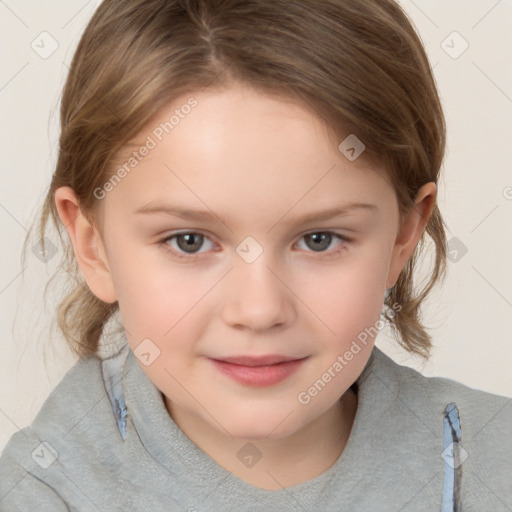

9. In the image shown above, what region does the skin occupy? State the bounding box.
[55,82,436,490]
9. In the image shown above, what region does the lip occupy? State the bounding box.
[208,355,308,387]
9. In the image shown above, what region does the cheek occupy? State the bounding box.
[106,245,197,337]
[300,251,389,339]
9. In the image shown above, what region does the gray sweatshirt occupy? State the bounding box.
[0,344,510,511]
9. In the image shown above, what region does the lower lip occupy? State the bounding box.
[209,358,306,387]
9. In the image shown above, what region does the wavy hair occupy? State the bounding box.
[23,0,447,359]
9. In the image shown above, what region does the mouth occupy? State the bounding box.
[208,355,309,387]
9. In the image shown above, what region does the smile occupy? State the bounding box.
[208,355,309,387]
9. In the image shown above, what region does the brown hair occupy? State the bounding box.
[24,0,447,359]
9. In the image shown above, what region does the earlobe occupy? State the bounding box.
[385,182,437,289]
[54,186,117,304]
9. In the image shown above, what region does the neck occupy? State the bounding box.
[165,387,358,490]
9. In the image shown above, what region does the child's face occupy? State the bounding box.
[85,83,424,439]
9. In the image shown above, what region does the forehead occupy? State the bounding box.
[103,84,396,223]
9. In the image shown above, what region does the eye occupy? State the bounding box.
[160,232,215,260]
[159,230,351,261]
[296,231,350,255]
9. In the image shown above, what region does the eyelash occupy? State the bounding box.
[158,230,352,261]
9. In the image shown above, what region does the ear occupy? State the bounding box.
[386,182,437,289]
[54,186,117,304]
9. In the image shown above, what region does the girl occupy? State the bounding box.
[1,0,510,510]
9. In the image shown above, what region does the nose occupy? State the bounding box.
[221,254,295,332]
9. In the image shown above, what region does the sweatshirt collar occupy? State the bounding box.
[102,343,462,509]
[119,344,397,495]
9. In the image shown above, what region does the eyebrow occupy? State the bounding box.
[134,201,379,227]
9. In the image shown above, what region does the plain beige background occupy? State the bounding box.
[1,0,511,453]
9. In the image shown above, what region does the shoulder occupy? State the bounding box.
[5,353,107,446]
[366,347,512,507]
[369,347,512,432]
[0,354,114,508]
